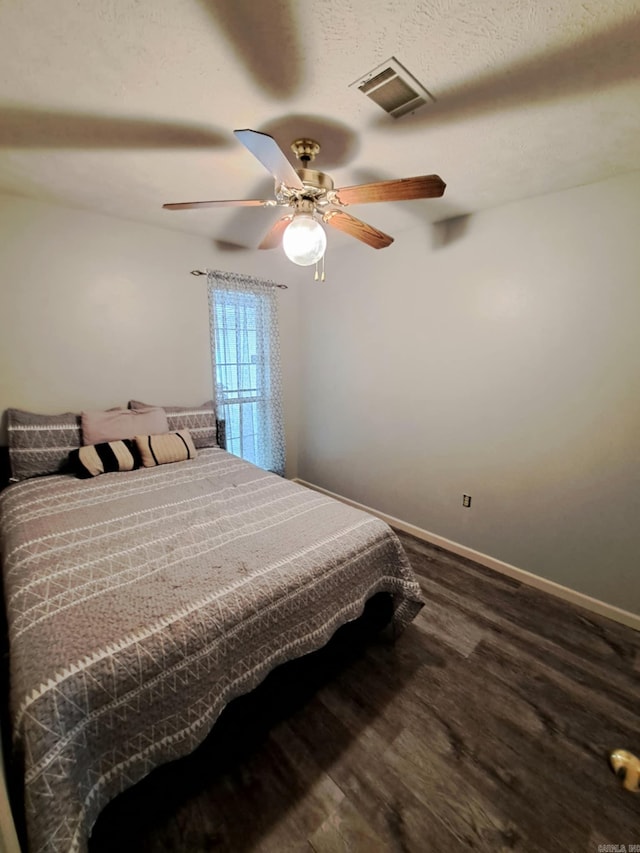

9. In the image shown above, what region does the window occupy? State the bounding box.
[208,271,285,476]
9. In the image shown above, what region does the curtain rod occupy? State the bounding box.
[190,270,288,289]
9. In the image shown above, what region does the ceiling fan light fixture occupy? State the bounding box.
[282,214,326,266]
[163,129,446,261]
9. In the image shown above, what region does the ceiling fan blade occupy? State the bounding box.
[259,214,294,250]
[323,210,394,249]
[334,175,446,205]
[163,198,277,210]
[234,129,304,190]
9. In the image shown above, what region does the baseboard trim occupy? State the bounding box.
[293,478,640,632]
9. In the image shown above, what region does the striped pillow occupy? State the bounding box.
[7,408,82,481]
[135,430,197,468]
[128,400,217,448]
[68,440,140,478]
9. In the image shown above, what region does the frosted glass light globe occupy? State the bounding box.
[282,215,327,266]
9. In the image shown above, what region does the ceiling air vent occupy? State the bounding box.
[350,57,435,119]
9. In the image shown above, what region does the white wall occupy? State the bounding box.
[297,171,640,614]
[0,195,301,476]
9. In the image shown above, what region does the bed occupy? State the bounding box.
[1,444,423,853]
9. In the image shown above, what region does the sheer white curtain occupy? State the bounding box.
[207,270,285,476]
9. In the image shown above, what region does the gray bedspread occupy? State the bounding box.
[0,448,423,853]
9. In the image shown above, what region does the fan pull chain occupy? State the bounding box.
[314,255,326,282]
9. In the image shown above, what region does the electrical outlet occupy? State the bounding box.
[462,495,471,508]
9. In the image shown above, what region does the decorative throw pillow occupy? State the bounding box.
[81,407,169,446]
[129,400,217,448]
[135,430,197,468]
[68,439,141,478]
[7,408,82,481]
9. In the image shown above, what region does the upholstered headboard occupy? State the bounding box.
[0,448,9,493]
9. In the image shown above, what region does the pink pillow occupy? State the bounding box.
[81,407,169,446]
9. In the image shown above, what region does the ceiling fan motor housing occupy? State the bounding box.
[296,168,334,191]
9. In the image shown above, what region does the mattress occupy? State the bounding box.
[0,448,423,853]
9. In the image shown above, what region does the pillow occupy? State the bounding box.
[7,408,82,481]
[82,407,168,446]
[135,430,197,467]
[129,400,217,449]
[68,439,141,478]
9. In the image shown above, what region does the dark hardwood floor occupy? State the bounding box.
[89,532,640,852]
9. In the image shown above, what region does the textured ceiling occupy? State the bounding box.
[0,0,638,252]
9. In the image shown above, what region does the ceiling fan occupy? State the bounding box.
[163,129,446,267]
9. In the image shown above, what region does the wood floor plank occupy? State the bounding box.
[398,644,602,849]
[308,798,389,853]
[289,698,460,852]
[383,726,550,852]
[412,599,486,657]
[398,531,639,676]
[410,552,640,716]
[397,533,522,595]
